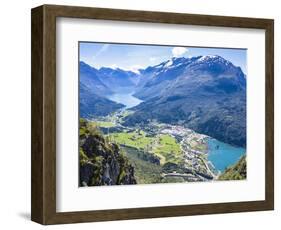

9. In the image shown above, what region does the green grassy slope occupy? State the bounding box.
[219,155,246,180]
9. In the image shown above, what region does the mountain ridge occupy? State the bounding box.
[126,55,247,147]
[80,55,246,147]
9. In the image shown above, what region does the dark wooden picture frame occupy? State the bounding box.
[31,4,274,225]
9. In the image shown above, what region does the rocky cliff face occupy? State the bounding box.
[79,119,136,186]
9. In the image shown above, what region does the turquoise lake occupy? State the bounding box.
[207,138,246,172]
[107,90,143,109]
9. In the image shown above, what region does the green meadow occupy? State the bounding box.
[109,131,183,165]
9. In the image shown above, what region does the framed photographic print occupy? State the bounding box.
[31,4,274,225]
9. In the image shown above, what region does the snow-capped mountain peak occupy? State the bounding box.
[164,59,173,68]
[198,55,219,61]
[196,55,231,65]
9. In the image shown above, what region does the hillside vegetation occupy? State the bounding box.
[219,155,246,180]
[79,119,136,186]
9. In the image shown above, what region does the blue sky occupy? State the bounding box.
[79,42,247,74]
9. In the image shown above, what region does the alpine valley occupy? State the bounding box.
[79,55,247,186]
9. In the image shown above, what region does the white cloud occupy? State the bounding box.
[172,47,188,57]
[149,57,157,62]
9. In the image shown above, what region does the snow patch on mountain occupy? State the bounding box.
[164,59,173,68]
[198,55,218,61]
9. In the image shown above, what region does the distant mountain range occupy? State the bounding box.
[80,83,124,118]
[80,61,112,96]
[79,61,138,117]
[80,61,139,96]
[79,55,246,147]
